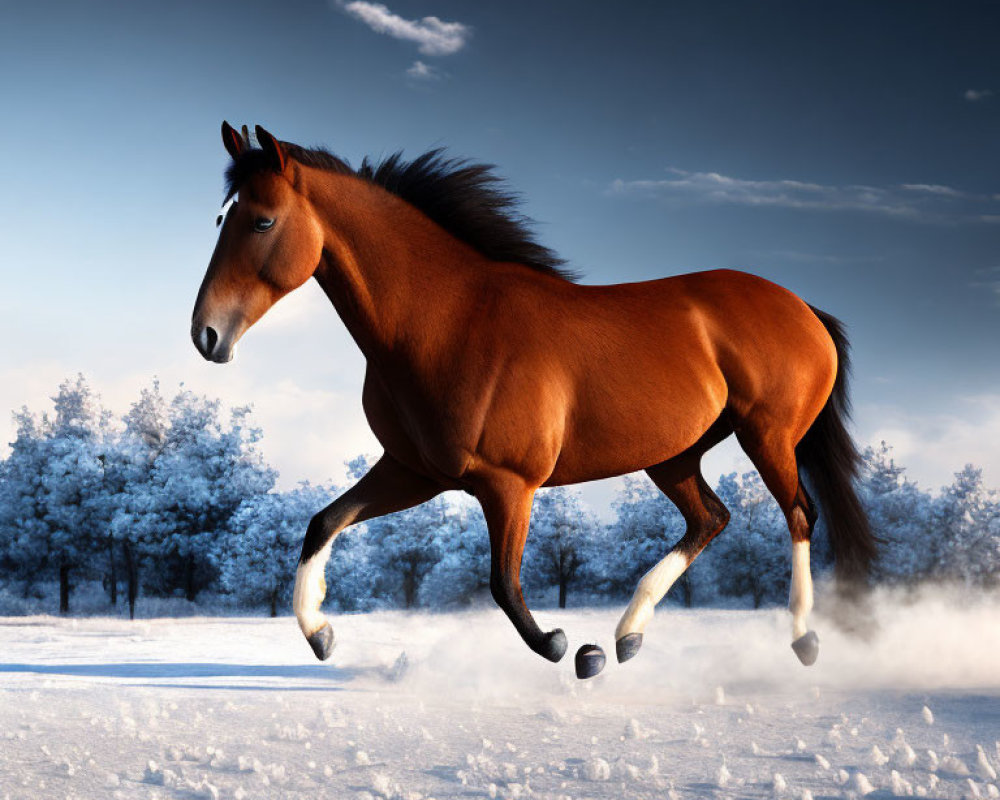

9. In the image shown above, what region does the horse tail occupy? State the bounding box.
[795,306,877,585]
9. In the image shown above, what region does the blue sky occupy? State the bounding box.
[1,0,998,512]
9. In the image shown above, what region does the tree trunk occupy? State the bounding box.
[123,541,138,620]
[185,552,197,602]
[403,568,417,609]
[558,577,567,609]
[270,589,278,618]
[59,562,71,614]
[108,534,117,607]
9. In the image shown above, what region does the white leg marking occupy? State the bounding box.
[789,539,813,640]
[293,543,333,638]
[616,550,691,639]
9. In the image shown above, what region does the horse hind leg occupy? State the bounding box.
[736,429,820,666]
[788,482,820,664]
[614,451,731,665]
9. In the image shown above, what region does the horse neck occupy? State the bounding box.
[305,172,480,362]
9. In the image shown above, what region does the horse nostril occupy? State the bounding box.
[200,326,219,357]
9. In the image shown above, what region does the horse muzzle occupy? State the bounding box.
[192,322,237,363]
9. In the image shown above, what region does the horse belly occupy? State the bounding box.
[546,362,727,485]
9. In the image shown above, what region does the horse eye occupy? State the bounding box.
[253,217,275,233]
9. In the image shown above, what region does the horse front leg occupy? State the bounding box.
[475,475,568,663]
[293,455,443,660]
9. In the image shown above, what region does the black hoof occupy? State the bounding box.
[616,632,643,663]
[539,629,568,663]
[307,623,335,661]
[791,630,819,666]
[575,644,606,679]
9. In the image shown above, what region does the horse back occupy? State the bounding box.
[361,267,836,489]
[529,268,836,484]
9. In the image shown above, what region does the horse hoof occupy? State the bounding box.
[575,644,606,679]
[791,630,819,666]
[616,632,643,663]
[540,629,568,663]
[307,623,335,661]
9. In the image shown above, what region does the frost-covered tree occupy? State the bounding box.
[607,474,713,607]
[2,376,114,612]
[217,483,337,615]
[108,380,171,616]
[419,499,490,607]
[936,465,1000,588]
[47,376,115,612]
[0,409,51,596]
[859,442,936,584]
[348,455,448,608]
[368,495,449,608]
[326,527,385,611]
[136,389,276,601]
[710,471,787,608]
[523,487,598,608]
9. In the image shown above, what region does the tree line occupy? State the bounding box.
[0,376,997,617]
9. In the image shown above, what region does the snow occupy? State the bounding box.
[0,595,998,799]
[977,745,998,781]
[851,770,876,795]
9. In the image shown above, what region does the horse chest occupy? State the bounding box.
[361,368,478,481]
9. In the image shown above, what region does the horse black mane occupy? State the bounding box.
[224,142,576,281]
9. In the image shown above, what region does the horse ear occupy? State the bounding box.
[221,121,244,160]
[255,125,287,173]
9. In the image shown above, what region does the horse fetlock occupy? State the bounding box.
[293,557,330,638]
[789,539,814,639]
[615,583,657,639]
[615,610,644,643]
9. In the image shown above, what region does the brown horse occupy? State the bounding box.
[192,122,876,678]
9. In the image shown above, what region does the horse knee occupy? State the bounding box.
[490,573,519,608]
[300,514,328,562]
[302,506,349,562]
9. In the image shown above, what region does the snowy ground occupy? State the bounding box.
[1,590,998,800]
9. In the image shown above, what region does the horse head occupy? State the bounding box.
[191,122,324,363]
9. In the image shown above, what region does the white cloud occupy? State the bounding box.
[610,168,998,223]
[859,395,1000,493]
[901,183,965,197]
[340,2,470,56]
[406,60,442,81]
[963,88,993,102]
